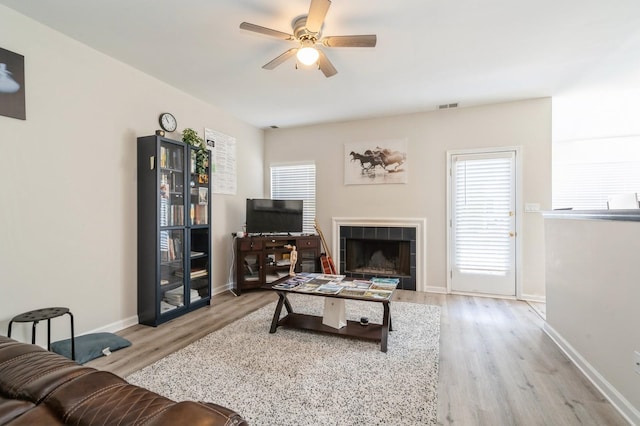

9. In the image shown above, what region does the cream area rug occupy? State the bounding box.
[127,294,441,425]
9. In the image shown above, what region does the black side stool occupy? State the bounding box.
[8,307,75,361]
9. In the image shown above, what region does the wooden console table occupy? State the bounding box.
[265,276,395,352]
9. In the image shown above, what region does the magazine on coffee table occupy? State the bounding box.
[314,283,343,294]
[370,282,397,291]
[363,289,394,300]
[272,274,313,290]
[338,288,368,298]
[314,274,345,282]
[294,282,321,293]
[352,280,373,289]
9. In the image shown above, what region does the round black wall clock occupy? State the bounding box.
[159,112,177,132]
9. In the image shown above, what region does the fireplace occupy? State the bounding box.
[333,218,426,291]
[345,239,411,277]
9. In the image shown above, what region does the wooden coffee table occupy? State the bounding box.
[265,276,396,352]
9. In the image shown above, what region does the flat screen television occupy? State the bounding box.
[246,199,304,235]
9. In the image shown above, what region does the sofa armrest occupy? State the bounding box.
[144,401,248,426]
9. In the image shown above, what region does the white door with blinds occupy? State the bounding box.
[449,151,517,296]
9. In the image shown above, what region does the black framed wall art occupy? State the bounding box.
[0,47,26,120]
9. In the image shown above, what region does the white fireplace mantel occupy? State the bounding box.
[332,217,427,292]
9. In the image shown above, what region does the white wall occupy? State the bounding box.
[544,215,640,423]
[0,6,263,343]
[264,98,551,298]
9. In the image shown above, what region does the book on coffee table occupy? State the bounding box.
[273,280,301,290]
[363,289,393,300]
[294,282,321,293]
[338,288,368,298]
[315,283,343,294]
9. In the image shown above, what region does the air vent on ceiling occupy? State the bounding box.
[438,103,459,109]
[270,125,279,129]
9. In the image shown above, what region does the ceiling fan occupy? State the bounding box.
[239,0,376,78]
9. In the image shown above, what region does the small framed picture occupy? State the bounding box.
[198,187,208,205]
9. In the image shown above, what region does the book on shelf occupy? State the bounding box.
[190,269,208,279]
[168,238,175,260]
[174,269,207,279]
[163,288,199,306]
[160,300,176,313]
[194,204,208,225]
[160,146,168,168]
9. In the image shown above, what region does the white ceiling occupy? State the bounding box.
[2,0,640,129]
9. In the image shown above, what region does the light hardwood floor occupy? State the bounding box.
[87,290,628,425]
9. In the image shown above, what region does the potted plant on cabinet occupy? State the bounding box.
[182,128,208,175]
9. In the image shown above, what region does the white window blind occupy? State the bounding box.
[553,137,640,210]
[271,163,316,234]
[453,155,513,273]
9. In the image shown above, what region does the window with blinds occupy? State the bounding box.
[453,154,514,273]
[270,163,316,234]
[553,136,640,210]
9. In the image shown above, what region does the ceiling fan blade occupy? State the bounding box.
[317,50,337,78]
[306,0,331,33]
[240,22,294,40]
[262,48,299,70]
[321,34,377,48]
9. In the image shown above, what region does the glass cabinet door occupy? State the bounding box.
[187,145,210,304]
[189,147,209,226]
[159,229,186,314]
[190,228,210,302]
[159,141,186,314]
[159,142,185,226]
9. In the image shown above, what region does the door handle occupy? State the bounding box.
[509,232,516,237]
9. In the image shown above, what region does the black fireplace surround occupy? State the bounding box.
[339,225,416,290]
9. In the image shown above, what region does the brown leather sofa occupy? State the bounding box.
[0,335,247,425]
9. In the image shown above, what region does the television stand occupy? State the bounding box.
[234,234,321,295]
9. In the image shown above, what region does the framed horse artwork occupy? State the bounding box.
[0,47,26,120]
[344,139,409,185]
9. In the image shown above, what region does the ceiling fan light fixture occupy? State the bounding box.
[297,46,319,65]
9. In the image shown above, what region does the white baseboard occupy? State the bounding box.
[84,315,139,336]
[424,286,447,294]
[82,285,234,336]
[214,282,236,296]
[543,323,640,425]
[519,293,546,303]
